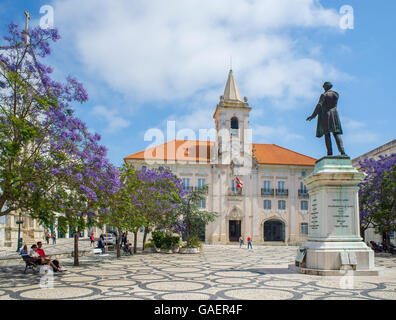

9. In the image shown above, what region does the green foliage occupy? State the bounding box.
[151,230,180,249]
[151,230,165,248]
[57,216,68,236]
[178,186,217,244]
[145,241,156,248]
[185,235,202,249]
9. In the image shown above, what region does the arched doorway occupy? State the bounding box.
[229,220,241,242]
[264,220,285,242]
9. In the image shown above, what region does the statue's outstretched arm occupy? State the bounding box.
[307,94,324,121]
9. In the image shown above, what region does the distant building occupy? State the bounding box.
[125,70,316,245]
[352,139,396,246]
[352,139,396,167]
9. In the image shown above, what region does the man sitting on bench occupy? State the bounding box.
[97,238,105,253]
[34,242,63,272]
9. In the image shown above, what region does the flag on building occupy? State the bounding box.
[235,177,243,189]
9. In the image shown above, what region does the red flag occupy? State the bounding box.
[235,177,243,188]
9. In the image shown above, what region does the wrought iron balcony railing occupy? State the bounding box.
[275,189,289,196]
[228,188,243,196]
[298,189,309,198]
[261,188,274,196]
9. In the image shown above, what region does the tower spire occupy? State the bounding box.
[223,69,242,103]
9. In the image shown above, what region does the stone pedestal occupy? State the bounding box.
[294,156,380,276]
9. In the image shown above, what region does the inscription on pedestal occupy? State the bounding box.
[309,195,319,234]
[327,192,354,236]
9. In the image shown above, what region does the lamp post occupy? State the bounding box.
[16,212,23,252]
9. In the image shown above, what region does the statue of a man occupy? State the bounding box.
[306,82,346,156]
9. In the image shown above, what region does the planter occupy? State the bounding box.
[160,248,173,254]
[143,247,156,253]
[179,247,200,254]
[172,247,180,253]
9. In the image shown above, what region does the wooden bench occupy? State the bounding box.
[21,255,39,274]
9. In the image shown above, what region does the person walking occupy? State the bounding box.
[247,236,252,249]
[45,230,50,245]
[51,231,56,245]
[90,233,95,247]
[239,236,243,248]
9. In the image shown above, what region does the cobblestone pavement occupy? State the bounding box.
[0,245,395,300]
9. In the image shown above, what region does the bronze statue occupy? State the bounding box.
[307,82,346,156]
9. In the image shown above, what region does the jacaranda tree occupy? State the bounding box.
[134,167,185,250]
[0,21,120,263]
[359,153,396,251]
[103,164,147,257]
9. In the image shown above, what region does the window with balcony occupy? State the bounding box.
[231,180,242,195]
[276,181,288,196]
[262,181,273,195]
[299,182,309,197]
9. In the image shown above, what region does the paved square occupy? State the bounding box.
[0,245,395,300]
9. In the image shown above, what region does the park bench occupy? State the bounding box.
[21,255,38,274]
[92,248,103,255]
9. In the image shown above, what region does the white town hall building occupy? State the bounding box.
[125,70,317,245]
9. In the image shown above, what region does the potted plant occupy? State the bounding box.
[144,241,157,253]
[151,230,164,252]
[180,236,202,254]
[172,235,181,253]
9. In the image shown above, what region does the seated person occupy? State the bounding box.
[29,244,46,265]
[123,242,133,254]
[20,244,29,256]
[97,238,105,252]
[36,242,63,272]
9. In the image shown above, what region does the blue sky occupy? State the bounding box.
[1,0,395,166]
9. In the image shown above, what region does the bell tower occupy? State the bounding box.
[213,70,252,167]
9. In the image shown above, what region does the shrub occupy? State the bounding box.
[171,235,181,248]
[145,241,156,248]
[185,236,202,249]
[151,230,165,248]
[152,230,181,249]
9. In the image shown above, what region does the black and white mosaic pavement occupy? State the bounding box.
[0,245,395,300]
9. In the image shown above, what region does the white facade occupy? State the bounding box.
[125,71,316,245]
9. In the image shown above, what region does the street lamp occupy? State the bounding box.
[16,212,23,252]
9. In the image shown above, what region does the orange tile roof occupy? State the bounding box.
[124,140,214,163]
[124,140,316,166]
[252,143,316,166]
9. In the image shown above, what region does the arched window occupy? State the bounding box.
[231,117,239,130]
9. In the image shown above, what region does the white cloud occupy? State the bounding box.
[52,0,342,107]
[91,105,131,133]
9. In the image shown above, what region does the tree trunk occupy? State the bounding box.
[133,231,138,254]
[142,228,148,251]
[360,227,366,242]
[74,233,79,266]
[116,229,121,259]
[386,232,391,253]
